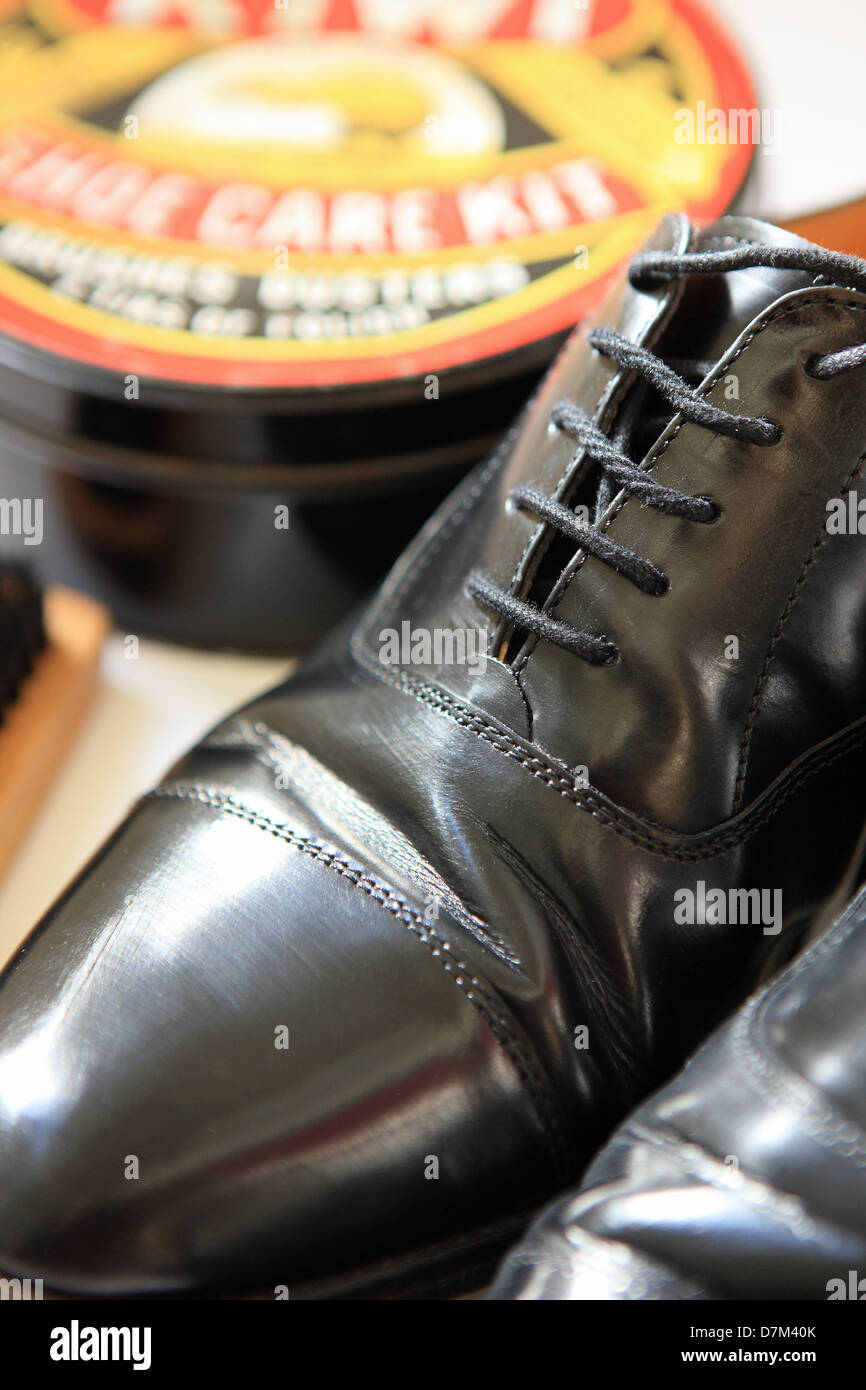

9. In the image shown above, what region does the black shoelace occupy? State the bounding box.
[467,241,866,666]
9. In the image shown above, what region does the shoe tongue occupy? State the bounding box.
[675,213,824,357]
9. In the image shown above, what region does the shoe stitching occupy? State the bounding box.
[733,1017,866,1166]
[351,296,866,855]
[347,634,866,861]
[201,720,522,970]
[733,452,866,811]
[145,783,571,1177]
[623,1123,841,1244]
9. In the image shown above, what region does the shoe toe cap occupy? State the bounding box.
[0,788,556,1295]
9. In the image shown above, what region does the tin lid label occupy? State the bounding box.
[0,0,754,387]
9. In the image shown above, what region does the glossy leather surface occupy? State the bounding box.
[2,215,866,1297]
[490,879,866,1300]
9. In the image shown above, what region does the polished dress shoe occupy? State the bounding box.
[4,214,866,1299]
[489,878,866,1301]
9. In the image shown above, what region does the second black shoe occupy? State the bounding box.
[489,875,866,1301]
[2,214,866,1298]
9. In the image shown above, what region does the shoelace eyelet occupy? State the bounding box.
[801,352,826,380]
[757,418,783,446]
[627,264,670,291]
[696,496,722,523]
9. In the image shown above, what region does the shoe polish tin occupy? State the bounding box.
[0,0,752,651]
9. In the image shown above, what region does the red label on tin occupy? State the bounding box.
[0,0,754,387]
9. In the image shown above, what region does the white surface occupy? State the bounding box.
[0,0,863,960]
[714,0,866,218]
[0,637,291,967]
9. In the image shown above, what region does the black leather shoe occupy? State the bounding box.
[3,214,866,1299]
[489,877,866,1301]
